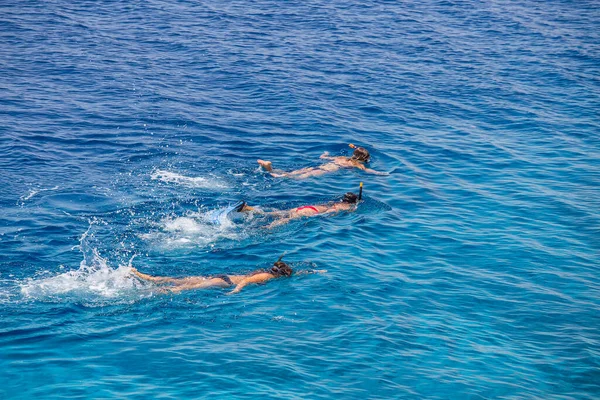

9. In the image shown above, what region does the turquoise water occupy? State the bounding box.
[1,0,599,398]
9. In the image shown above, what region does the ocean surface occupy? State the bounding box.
[1,0,599,398]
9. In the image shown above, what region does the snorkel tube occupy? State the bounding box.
[358,182,363,201]
[276,252,286,263]
[272,252,292,276]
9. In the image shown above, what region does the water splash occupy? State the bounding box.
[139,206,248,250]
[19,224,154,305]
[150,169,228,189]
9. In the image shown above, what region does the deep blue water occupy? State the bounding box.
[1,0,600,398]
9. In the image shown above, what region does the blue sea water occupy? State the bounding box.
[1,0,599,398]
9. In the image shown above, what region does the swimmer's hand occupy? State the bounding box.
[364,168,389,176]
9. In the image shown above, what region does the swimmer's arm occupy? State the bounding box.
[356,163,388,175]
[227,273,273,295]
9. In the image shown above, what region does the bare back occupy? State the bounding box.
[332,156,360,169]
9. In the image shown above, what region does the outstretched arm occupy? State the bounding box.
[366,168,388,176]
[356,164,388,175]
[227,273,274,295]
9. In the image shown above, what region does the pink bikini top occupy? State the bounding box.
[296,205,320,213]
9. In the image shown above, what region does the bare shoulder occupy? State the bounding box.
[247,272,274,282]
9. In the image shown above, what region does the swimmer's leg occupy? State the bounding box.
[258,159,315,178]
[239,204,265,213]
[270,172,290,178]
[270,167,321,178]
[258,160,290,177]
[265,218,293,229]
[131,268,179,284]
[257,159,274,172]
[168,277,231,293]
[131,268,207,285]
[240,204,255,212]
[292,169,329,179]
[264,214,305,229]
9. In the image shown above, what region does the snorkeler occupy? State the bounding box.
[258,144,386,179]
[131,256,325,294]
[238,188,362,228]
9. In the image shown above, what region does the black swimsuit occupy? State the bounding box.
[214,274,233,285]
[215,270,278,286]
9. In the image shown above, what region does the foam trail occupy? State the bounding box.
[151,169,228,189]
[18,186,59,204]
[140,207,245,250]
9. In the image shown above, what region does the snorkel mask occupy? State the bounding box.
[342,192,358,203]
[341,183,363,204]
[349,143,370,162]
[271,253,292,277]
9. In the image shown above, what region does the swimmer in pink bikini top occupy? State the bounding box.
[239,191,360,228]
[257,144,387,179]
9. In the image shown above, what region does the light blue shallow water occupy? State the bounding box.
[1,0,599,398]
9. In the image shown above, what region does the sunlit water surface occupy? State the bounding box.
[1,0,599,398]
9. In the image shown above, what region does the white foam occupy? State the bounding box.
[20,249,151,303]
[140,208,242,250]
[19,223,154,305]
[18,186,59,204]
[151,169,228,189]
[163,217,205,233]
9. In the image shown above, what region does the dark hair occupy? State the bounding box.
[342,192,358,204]
[271,261,293,277]
[351,147,370,162]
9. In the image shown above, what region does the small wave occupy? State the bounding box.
[150,169,228,189]
[17,186,59,204]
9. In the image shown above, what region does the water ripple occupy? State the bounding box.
[1,0,599,398]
